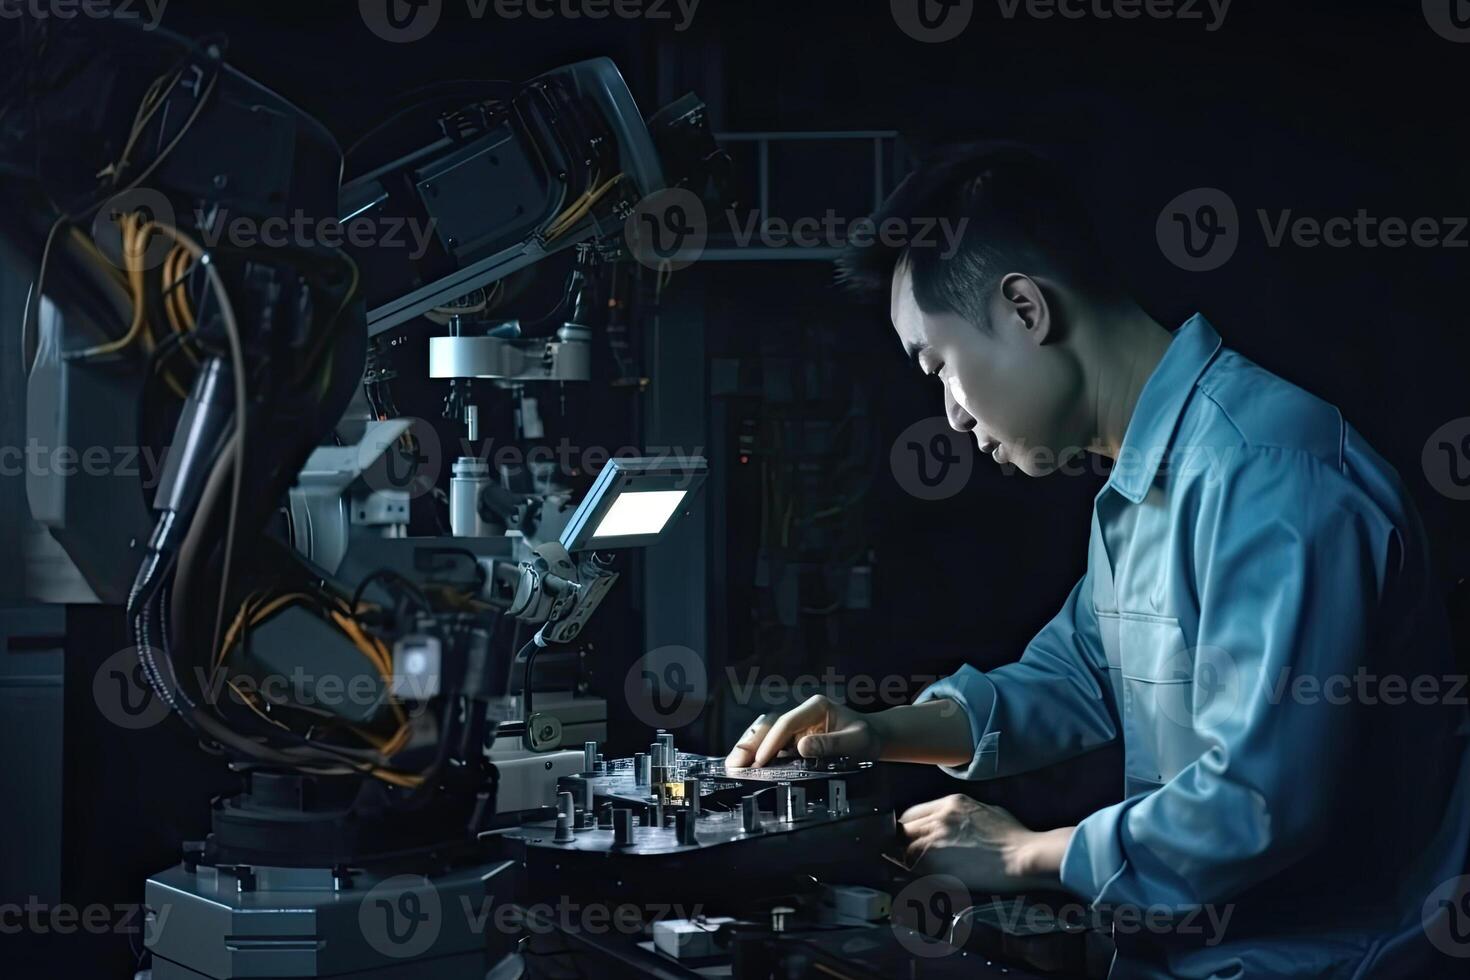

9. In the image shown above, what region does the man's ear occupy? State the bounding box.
[999,273,1052,345]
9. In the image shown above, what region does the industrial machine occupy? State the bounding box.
[0,15,945,980]
[0,16,1083,980]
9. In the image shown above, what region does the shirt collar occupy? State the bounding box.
[1103,313,1224,504]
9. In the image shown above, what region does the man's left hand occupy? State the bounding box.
[898,794,1075,893]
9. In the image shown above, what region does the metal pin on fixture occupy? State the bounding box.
[556,774,592,813]
[658,730,675,764]
[648,741,663,768]
[651,758,672,799]
[613,809,634,847]
[634,752,649,786]
[583,741,598,775]
[675,809,698,846]
[828,780,848,817]
[776,783,791,821]
[683,778,701,816]
[776,782,806,822]
[771,906,794,933]
[554,792,576,843]
[595,753,606,774]
[741,795,763,834]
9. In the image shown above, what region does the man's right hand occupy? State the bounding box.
[723,695,884,768]
[723,695,976,769]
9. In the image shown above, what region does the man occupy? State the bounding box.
[725,145,1470,977]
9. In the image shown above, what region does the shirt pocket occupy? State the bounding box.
[1116,612,1210,793]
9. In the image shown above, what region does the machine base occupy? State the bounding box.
[144,860,518,979]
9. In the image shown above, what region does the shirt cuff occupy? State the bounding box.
[913,664,1001,780]
[1060,798,1132,904]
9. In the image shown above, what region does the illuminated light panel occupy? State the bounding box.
[589,489,687,541]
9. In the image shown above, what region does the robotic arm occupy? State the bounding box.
[1,16,716,864]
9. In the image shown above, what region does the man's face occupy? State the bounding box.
[890,262,1085,477]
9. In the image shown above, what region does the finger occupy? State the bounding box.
[899,796,953,823]
[796,722,866,760]
[725,712,778,768]
[903,830,939,868]
[753,696,830,767]
[897,815,939,846]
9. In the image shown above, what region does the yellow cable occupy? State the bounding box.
[71,213,153,358]
[215,590,417,769]
[164,247,192,334]
[546,173,625,241]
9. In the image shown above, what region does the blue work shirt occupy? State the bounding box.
[917,315,1470,978]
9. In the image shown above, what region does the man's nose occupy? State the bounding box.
[943,384,977,433]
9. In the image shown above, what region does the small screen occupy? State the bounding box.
[589,489,687,542]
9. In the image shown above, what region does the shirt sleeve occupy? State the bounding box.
[914,570,1119,779]
[1060,449,1391,908]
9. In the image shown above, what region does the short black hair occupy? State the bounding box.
[836,141,1120,326]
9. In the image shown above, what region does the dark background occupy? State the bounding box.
[3,0,1469,974]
